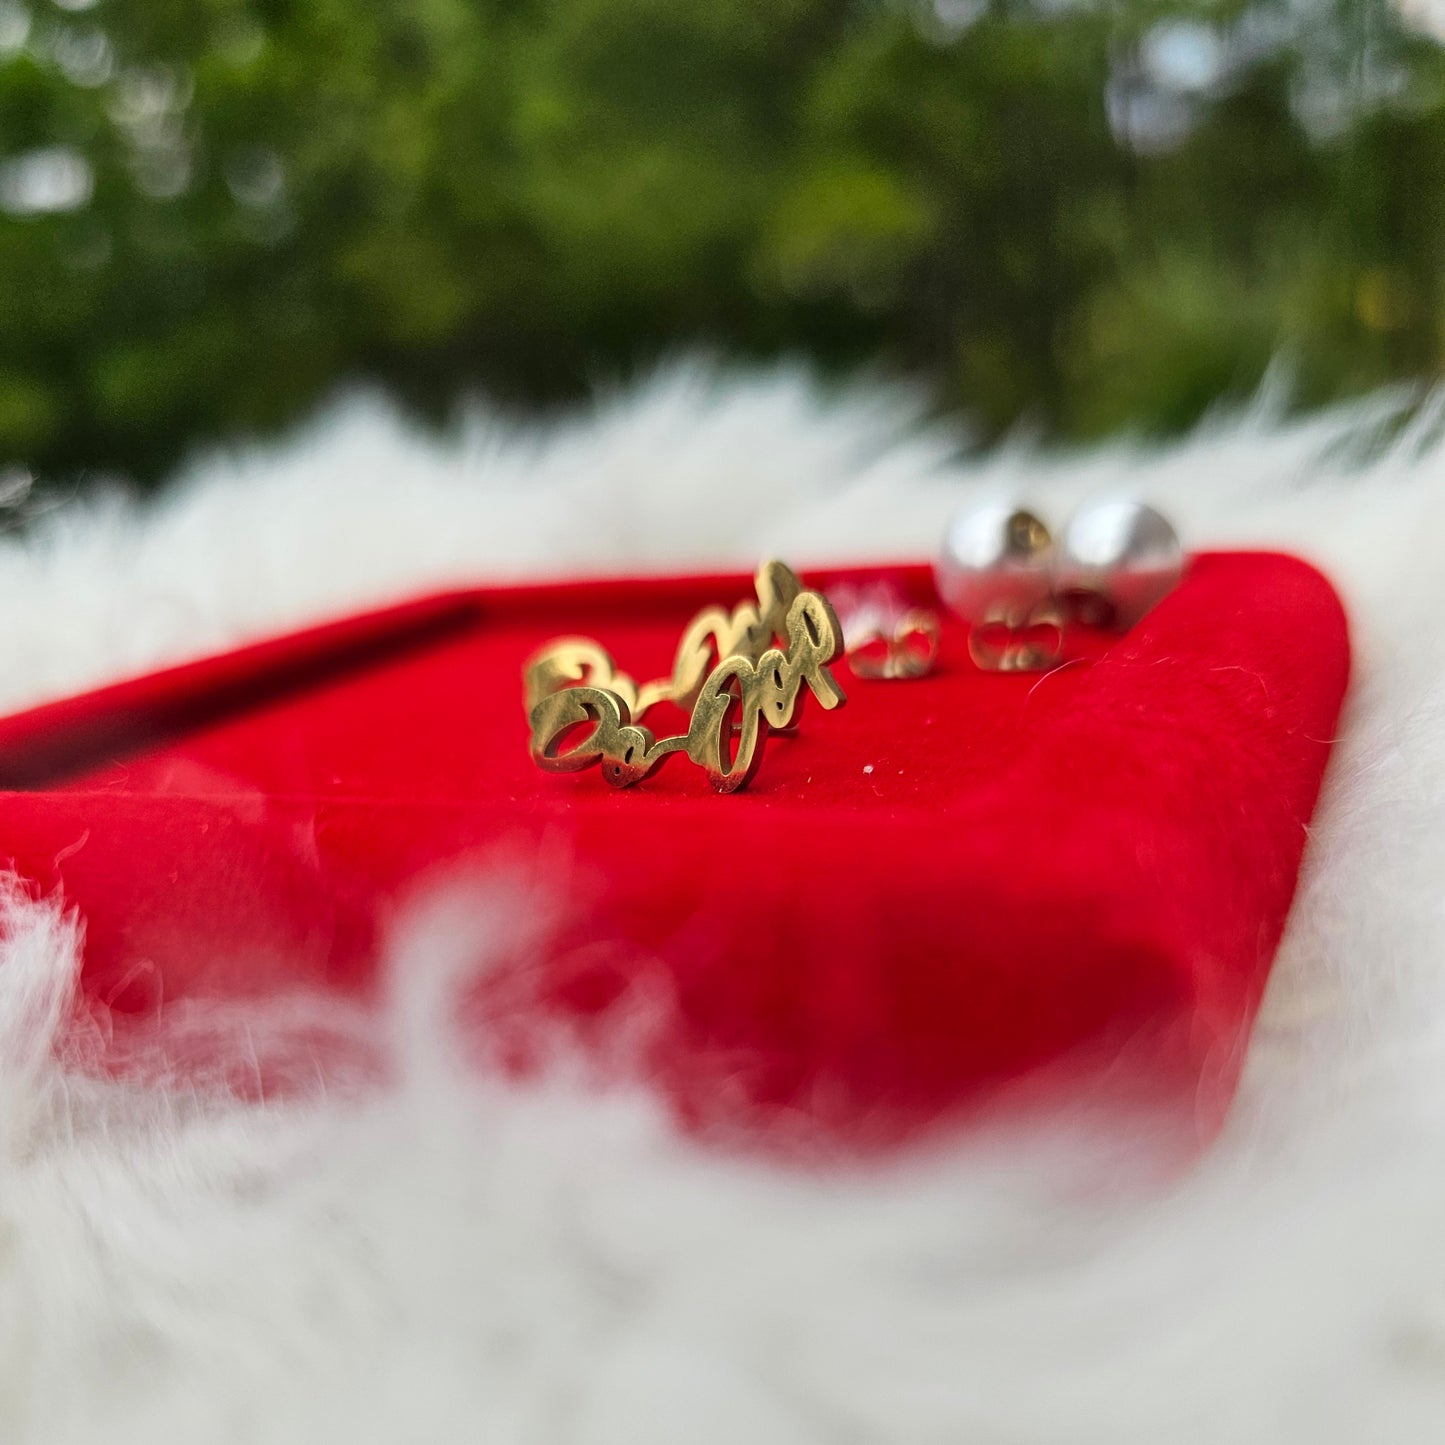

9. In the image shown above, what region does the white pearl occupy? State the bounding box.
[936,501,1054,625]
[1053,498,1183,629]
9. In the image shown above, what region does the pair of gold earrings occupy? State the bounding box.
[522,561,846,794]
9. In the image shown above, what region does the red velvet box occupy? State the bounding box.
[0,554,1348,1137]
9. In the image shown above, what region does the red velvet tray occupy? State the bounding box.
[0,555,1348,1136]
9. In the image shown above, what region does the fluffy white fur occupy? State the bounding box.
[3,365,1445,1441]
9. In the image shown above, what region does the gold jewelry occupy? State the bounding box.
[523,559,808,722]
[523,561,846,793]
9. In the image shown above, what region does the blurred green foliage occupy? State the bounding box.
[1,0,1443,483]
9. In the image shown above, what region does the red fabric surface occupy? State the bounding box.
[0,554,1349,1135]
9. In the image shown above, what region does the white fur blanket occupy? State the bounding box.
[2,365,1443,1442]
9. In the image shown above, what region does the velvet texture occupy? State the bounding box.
[0,555,1348,1134]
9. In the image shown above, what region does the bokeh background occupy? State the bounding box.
[3,0,1443,488]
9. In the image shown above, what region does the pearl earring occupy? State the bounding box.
[1053,498,1184,630]
[936,497,1183,671]
[936,502,1064,671]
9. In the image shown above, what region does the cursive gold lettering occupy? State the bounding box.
[526,562,846,793]
[523,560,808,724]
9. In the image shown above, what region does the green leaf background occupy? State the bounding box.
[0,0,1440,484]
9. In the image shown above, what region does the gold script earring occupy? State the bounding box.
[523,561,847,793]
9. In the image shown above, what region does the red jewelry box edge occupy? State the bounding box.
[0,554,1351,1143]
